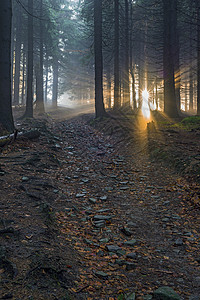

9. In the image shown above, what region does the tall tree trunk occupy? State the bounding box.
[123,0,130,106]
[52,58,58,108]
[94,0,106,118]
[196,1,200,115]
[24,0,33,118]
[189,1,194,111]
[173,0,181,110]
[21,44,27,105]
[129,1,136,110]
[114,0,120,108]
[163,0,179,118]
[44,53,48,103]
[185,82,187,111]
[13,4,22,106]
[155,77,158,110]
[107,66,111,109]
[0,0,14,132]
[36,0,45,113]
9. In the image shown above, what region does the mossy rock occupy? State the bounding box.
[153,286,181,300]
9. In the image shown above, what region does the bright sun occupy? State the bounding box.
[142,89,150,119]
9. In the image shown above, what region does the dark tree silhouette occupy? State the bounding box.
[0,0,14,132]
[94,0,106,118]
[163,0,179,118]
[24,0,34,118]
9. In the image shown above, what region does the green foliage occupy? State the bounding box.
[180,116,200,129]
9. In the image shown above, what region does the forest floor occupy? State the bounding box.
[0,106,200,300]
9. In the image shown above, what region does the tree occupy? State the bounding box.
[196,0,200,115]
[94,0,106,117]
[24,0,34,118]
[35,0,45,113]
[114,0,120,109]
[0,0,14,132]
[163,0,179,118]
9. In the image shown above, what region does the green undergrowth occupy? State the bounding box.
[157,116,200,131]
[179,116,200,130]
[149,143,200,183]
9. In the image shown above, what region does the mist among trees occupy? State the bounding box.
[0,1,200,299]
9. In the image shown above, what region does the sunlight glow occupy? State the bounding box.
[142,89,150,119]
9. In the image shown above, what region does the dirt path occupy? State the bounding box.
[0,111,199,299]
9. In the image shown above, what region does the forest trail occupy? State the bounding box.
[0,111,199,300]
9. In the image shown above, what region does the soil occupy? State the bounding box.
[0,107,199,300]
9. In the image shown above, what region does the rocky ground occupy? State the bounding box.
[0,108,199,300]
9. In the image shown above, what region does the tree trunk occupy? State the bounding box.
[107,67,111,109]
[197,1,200,115]
[0,0,14,132]
[21,44,27,105]
[44,53,48,103]
[35,0,45,113]
[114,0,120,108]
[123,0,130,106]
[129,1,136,110]
[52,58,58,108]
[173,0,181,110]
[189,1,194,112]
[24,0,34,118]
[185,82,187,111]
[13,5,22,106]
[94,0,106,118]
[163,0,179,118]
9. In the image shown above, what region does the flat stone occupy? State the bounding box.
[127,222,137,227]
[121,227,132,236]
[124,239,137,246]
[105,187,113,191]
[81,178,89,183]
[76,193,85,198]
[163,201,170,205]
[115,259,126,266]
[125,292,136,300]
[143,295,153,300]
[95,271,109,279]
[189,295,200,300]
[153,286,181,300]
[120,186,129,190]
[89,198,97,204]
[22,176,29,182]
[162,218,170,222]
[126,252,137,259]
[99,238,110,243]
[97,209,111,213]
[94,223,105,228]
[126,262,136,270]
[174,238,184,246]
[100,196,107,201]
[106,245,121,252]
[93,215,112,221]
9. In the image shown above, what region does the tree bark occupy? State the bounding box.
[197,1,200,115]
[114,0,120,109]
[35,0,45,113]
[13,4,22,106]
[0,0,14,132]
[163,0,179,118]
[129,1,136,110]
[123,0,130,106]
[24,0,34,118]
[52,57,58,108]
[21,44,27,105]
[94,0,106,118]
[107,67,111,109]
